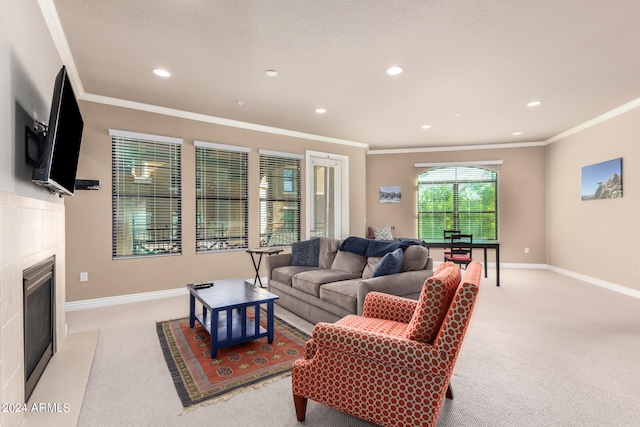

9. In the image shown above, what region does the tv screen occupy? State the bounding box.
[32,66,84,196]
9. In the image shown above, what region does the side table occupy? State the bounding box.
[247,247,283,287]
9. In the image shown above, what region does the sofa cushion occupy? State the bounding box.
[331,250,367,276]
[362,256,381,279]
[291,238,320,267]
[319,279,361,313]
[404,262,461,344]
[402,245,429,272]
[318,237,341,268]
[272,265,322,286]
[293,269,360,297]
[372,248,404,277]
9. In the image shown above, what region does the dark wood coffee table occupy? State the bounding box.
[187,279,279,358]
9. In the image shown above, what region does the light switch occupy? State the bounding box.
[80,272,88,282]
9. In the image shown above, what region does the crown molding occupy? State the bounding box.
[368,141,546,155]
[545,96,640,144]
[82,93,369,149]
[37,0,84,96]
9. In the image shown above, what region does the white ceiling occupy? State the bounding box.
[47,0,640,150]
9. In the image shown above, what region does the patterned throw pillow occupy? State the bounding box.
[404,262,461,344]
[372,225,393,240]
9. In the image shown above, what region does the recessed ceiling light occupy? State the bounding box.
[386,66,404,76]
[265,69,278,77]
[152,68,171,77]
[512,131,523,136]
[315,108,327,114]
[527,101,542,107]
[421,125,432,129]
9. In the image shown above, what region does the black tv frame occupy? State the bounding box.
[28,66,84,196]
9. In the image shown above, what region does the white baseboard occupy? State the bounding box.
[547,265,640,300]
[430,261,639,299]
[65,287,189,311]
[65,277,265,311]
[498,262,548,269]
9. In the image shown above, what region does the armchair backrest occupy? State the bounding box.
[404,262,461,344]
[432,261,482,360]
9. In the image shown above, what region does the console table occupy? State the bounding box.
[422,239,501,286]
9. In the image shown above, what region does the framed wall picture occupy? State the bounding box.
[380,185,401,203]
[581,158,622,201]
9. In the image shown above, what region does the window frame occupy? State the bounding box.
[258,150,303,247]
[110,129,183,259]
[195,141,249,252]
[416,162,500,241]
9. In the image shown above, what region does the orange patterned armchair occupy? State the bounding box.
[292,261,482,427]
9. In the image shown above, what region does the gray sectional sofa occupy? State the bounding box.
[266,237,434,324]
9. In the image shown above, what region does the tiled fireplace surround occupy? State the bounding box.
[0,190,66,427]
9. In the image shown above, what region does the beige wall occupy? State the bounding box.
[546,107,640,291]
[65,101,367,301]
[366,146,547,265]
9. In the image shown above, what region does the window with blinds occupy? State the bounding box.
[110,130,182,258]
[417,165,498,240]
[195,141,249,252]
[259,150,302,247]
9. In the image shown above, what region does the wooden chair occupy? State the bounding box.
[443,229,460,258]
[444,233,473,269]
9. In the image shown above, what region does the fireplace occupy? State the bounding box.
[23,256,55,401]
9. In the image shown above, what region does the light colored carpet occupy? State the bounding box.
[76,269,640,426]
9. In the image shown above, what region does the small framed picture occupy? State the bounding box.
[581,158,622,201]
[380,186,401,203]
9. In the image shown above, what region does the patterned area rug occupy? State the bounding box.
[156,309,310,409]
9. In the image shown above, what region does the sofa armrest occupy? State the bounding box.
[356,269,434,315]
[265,253,292,281]
[425,256,433,270]
[362,292,417,323]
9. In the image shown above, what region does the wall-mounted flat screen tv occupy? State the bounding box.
[32,66,84,196]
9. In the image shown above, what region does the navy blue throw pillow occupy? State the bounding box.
[291,238,320,267]
[372,248,404,277]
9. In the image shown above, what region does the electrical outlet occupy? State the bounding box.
[524,247,530,254]
[80,272,88,282]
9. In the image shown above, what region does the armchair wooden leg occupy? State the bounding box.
[446,383,453,399]
[294,394,308,421]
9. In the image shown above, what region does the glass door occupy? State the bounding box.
[306,152,348,239]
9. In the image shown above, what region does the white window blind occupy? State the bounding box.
[111,130,182,258]
[259,151,302,247]
[195,141,249,252]
[417,165,498,240]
